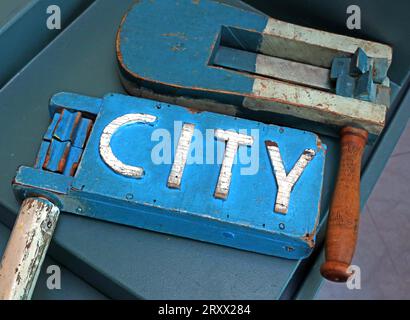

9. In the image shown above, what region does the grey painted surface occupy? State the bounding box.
[0,219,107,299]
[0,0,95,87]
[317,122,410,299]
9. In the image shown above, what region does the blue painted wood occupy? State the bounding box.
[350,48,370,75]
[118,0,268,109]
[296,79,409,299]
[36,108,92,177]
[0,0,404,300]
[336,74,355,98]
[355,71,376,102]
[1,0,317,299]
[117,0,264,103]
[332,49,387,103]
[53,110,80,142]
[373,58,389,84]
[213,46,258,74]
[13,92,326,259]
[330,57,350,80]
[116,0,390,141]
[117,1,268,106]
[43,139,70,172]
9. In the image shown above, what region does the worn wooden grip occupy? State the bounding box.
[321,127,368,282]
[0,198,59,300]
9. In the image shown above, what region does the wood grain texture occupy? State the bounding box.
[321,127,368,282]
[0,198,59,300]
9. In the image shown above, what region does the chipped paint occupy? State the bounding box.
[116,0,391,141]
[266,141,315,214]
[0,198,59,300]
[99,113,157,178]
[13,92,327,259]
[214,129,253,199]
[261,18,392,67]
[213,46,332,91]
[168,123,195,189]
[161,32,188,40]
[301,232,315,248]
[244,78,386,136]
[255,51,331,90]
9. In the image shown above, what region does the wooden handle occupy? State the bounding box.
[320,127,368,282]
[0,198,60,300]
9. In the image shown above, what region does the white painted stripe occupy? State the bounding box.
[261,18,392,65]
[244,78,386,136]
[255,53,332,90]
[266,143,315,214]
[168,123,195,189]
[214,129,253,200]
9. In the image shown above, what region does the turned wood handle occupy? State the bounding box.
[320,127,368,282]
[0,197,60,300]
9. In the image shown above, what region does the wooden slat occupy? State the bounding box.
[213,46,332,91]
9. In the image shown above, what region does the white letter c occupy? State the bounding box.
[99,113,157,178]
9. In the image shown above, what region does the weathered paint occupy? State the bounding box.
[167,123,195,189]
[13,92,327,259]
[213,46,332,91]
[331,48,389,104]
[117,0,391,140]
[100,113,157,178]
[373,58,389,84]
[0,198,60,300]
[330,57,351,80]
[35,108,93,177]
[266,143,316,214]
[375,85,391,107]
[350,48,370,75]
[213,129,254,199]
[336,74,355,98]
[244,78,386,135]
[260,18,392,67]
